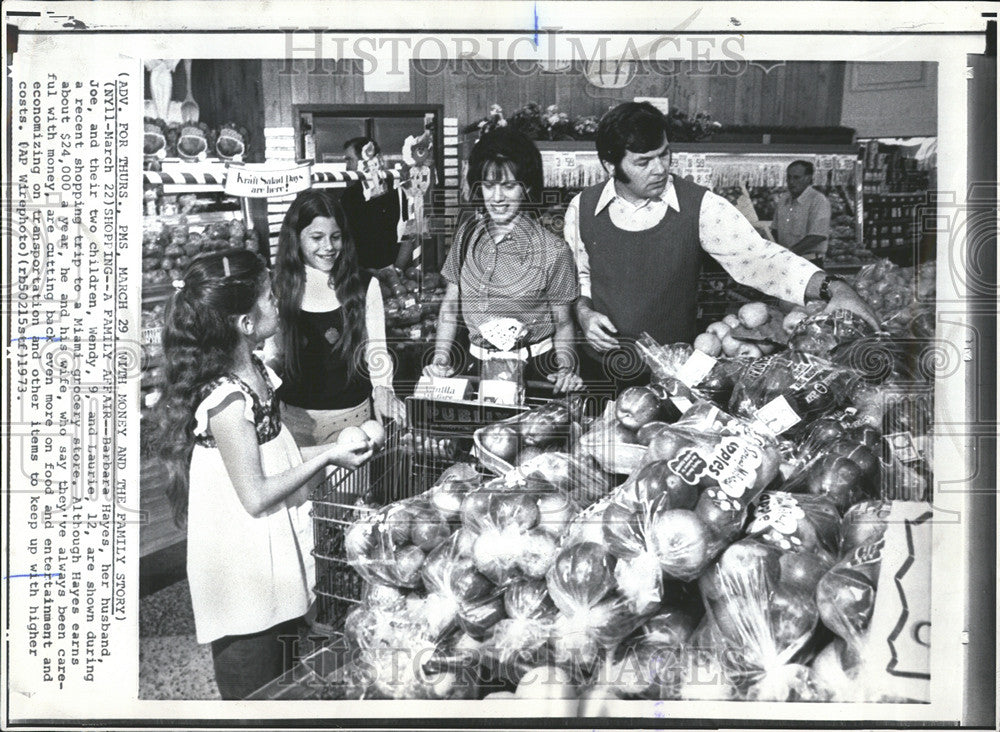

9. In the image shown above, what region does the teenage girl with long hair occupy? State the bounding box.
[144,249,372,699]
[268,189,405,447]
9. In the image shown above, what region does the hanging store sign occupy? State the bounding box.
[224,163,313,198]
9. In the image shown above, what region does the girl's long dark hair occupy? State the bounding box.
[143,249,267,527]
[273,189,367,383]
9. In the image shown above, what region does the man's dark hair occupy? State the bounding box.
[788,160,814,176]
[343,136,380,157]
[466,127,544,207]
[595,102,671,169]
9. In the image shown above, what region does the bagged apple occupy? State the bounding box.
[699,538,824,701]
[484,578,558,668]
[786,310,877,357]
[345,494,453,588]
[780,418,883,513]
[812,500,933,702]
[344,600,480,699]
[729,351,860,438]
[460,478,577,585]
[419,532,504,640]
[611,412,781,573]
[745,492,841,567]
[508,450,612,508]
[546,541,648,669]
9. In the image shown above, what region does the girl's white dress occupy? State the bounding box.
[185,357,315,644]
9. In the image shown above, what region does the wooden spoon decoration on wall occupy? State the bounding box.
[181,59,200,123]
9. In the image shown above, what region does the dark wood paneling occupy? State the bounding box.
[261,59,847,133]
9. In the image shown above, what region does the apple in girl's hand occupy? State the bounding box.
[650,509,711,578]
[359,420,386,449]
[338,425,370,447]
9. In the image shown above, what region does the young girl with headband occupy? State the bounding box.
[144,249,372,699]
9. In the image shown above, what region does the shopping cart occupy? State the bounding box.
[309,422,424,634]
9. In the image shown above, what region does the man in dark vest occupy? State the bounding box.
[564,102,877,391]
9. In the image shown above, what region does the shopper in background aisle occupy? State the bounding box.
[423,127,583,393]
[564,102,877,393]
[341,137,413,271]
[268,189,406,447]
[773,160,832,267]
[144,249,373,699]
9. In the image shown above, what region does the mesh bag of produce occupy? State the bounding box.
[785,310,877,357]
[459,475,579,585]
[811,500,933,702]
[585,594,704,701]
[778,416,883,513]
[699,535,829,701]
[343,600,480,700]
[546,541,648,669]
[507,450,612,509]
[729,351,860,438]
[345,495,453,589]
[484,578,558,668]
[344,464,482,589]
[600,407,782,583]
[418,532,505,640]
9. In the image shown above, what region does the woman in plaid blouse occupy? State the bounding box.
[424,128,583,393]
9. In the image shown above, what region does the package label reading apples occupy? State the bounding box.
[747,492,806,540]
[668,448,710,485]
[754,395,802,435]
[676,350,718,388]
[668,438,763,495]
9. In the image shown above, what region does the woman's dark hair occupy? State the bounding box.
[595,102,671,169]
[144,248,268,527]
[466,127,544,211]
[273,189,367,384]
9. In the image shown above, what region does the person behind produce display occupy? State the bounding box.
[773,160,832,267]
[564,102,877,393]
[143,250,374,699]
[341,137,412,271]
[267,189,407,447]
[423,127,584,393]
